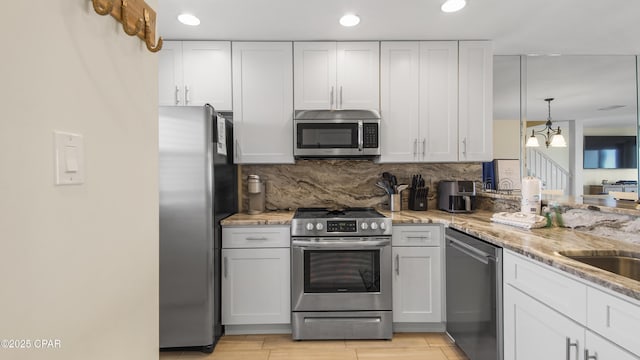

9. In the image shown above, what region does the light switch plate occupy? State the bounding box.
[54,131,84,185]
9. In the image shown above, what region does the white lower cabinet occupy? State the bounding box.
[504,284,584,360]
[505,285,639,360]
[504,250,640,360]
[221,248,290,325]
[221,226,290,327]
[392,247,442,323]
[391,225,443,327]
[586,330,639,360]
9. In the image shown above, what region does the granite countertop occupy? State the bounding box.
[221,211,295,226]
[384,209,640,302]
[222,209,640,302]
[478,190,640,216]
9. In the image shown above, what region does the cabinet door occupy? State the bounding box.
[182,41,232,110]
[232,42,294,164]
[392,247,442,323]
[504,285,584,360]
[419,41,459,162]
[221,248,291,325]
[158,41,183,106]
[587,286,640,356]
[337,42,380,110]
[379,42,420,163]
[293,42,337,110]
[586,330,640,360]
[458,41,493,161]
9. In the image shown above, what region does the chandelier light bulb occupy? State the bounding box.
[550,134,567,147]
[526,135,540,148]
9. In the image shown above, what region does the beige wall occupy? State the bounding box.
[493,119,520,159]
[0,2,158,360]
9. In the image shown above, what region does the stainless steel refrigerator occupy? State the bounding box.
[159,105,237,352]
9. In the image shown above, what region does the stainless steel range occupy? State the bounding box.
[291,207,393,340]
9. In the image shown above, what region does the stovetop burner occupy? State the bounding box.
[294,207,384,219]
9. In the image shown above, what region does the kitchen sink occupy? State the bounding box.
[558,251,640,282]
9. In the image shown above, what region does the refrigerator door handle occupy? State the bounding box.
[224,257,228,278]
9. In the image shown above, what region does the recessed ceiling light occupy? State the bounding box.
[178,13,200,26]
[339,14,360,27]
[441,0,467,13]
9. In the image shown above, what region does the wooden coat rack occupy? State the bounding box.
[92,0,163,52]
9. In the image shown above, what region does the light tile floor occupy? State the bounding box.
[159,333,469,360]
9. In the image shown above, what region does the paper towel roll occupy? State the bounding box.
[521,176,541,214]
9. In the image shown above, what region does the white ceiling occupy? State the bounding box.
[157,0,640,55]
[157,0,639,128]
[494,55,638,127]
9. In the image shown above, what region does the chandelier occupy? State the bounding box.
[526,98,567,148]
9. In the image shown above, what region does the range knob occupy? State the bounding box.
[380,222,387,230]
[316,223,324,231]
[370,222,378,230]
[306,223,314,231]
[361,222,369,230]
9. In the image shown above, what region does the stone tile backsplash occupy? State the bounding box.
[240,160,481,211]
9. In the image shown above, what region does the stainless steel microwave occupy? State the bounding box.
[293,110,381,158]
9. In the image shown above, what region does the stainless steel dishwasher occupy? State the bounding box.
[445,228,503,360]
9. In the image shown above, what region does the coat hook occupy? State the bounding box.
[92,0,113,15]
[143,8,163,52]
[121,0,143,36]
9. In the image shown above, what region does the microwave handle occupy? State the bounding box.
[358,120,363,152]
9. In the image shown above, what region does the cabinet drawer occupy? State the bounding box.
[392,225,442,246]
[222,226,290,248]
[587,287,640,356]
[504,251,587,325]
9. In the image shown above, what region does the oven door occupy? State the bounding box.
[291,237,392,312]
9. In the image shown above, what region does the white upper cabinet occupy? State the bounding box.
[379,41,458,163]
[232,42,294,164]
[380,40,492,163]
[379,42,420,162]
[458,41,493,161]
[294,42,379,110]
[158,41,183,106]
[420,42,459,162]
[158,41,232,110]
[336,42,380,110]
[294,42,337,110]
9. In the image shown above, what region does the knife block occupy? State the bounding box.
[408,187,429,211]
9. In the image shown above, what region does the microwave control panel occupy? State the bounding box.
[363,123,379,148]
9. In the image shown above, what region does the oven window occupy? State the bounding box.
[304,250,380,293]
[297,123,358,148]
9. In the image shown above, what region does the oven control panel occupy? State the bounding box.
[327,220,356,233]
[292,219,392,236]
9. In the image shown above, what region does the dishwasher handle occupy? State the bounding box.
[446,235,498,265]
